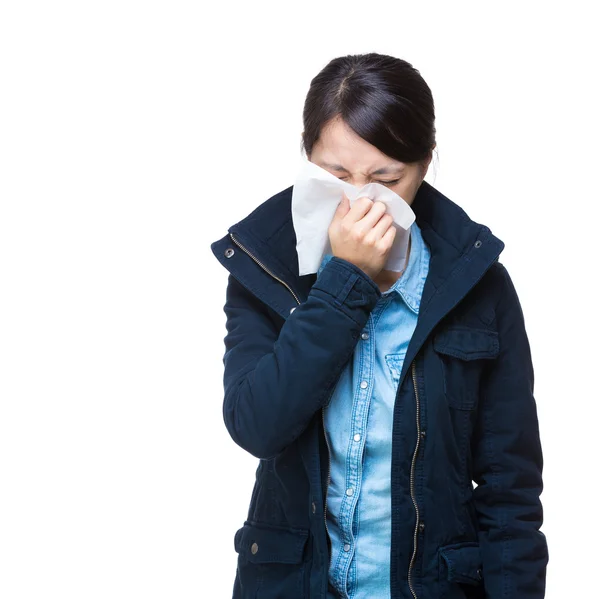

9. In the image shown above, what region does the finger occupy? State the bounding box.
[329,198,349,239]
[355,200,388,235]
[343,195,374,225]
[380,223,397,248]
[331,192,350,223]
[340,191,350,212]
[367,212,395,242]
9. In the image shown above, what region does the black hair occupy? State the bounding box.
[301,53,437,168]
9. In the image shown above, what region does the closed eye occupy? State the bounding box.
[339,178,401,186]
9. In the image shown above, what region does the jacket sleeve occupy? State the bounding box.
[471,263,549,598]
[220,256,382,459]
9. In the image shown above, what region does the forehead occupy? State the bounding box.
[313,118,405,173]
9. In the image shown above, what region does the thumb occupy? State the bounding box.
[335,191,350,216]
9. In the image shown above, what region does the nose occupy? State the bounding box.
[345,176,371,188]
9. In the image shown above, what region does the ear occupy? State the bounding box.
[421,148,434,179]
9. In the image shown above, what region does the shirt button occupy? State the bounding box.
[353,433,361,442]
[290,306,297,313]
[360,381,368,389]
[312,501,316,514]
[251,542,259,554]
[346,488,354,496]
[361,332,369,340]
[343,543,351,552]
[418,521,425,532]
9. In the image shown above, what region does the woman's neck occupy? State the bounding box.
[373,232,412,293]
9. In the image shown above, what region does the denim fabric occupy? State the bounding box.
[317,222,431,599]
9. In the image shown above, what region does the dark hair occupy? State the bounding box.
[301,53,437,168]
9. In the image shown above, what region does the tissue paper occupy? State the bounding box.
[291,154,416,276]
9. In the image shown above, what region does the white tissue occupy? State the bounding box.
[291,154,416,276]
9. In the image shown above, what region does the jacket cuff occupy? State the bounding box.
[311,256,382,313]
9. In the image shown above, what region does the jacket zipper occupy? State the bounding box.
[322,406,332,571]
[229,233,301,304]
[228,232,333,581]
[407,359,421,599]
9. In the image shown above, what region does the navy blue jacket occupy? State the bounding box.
[210,181,548,599]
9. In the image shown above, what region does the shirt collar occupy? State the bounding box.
[316,221,428,314]
[386,220,428,314]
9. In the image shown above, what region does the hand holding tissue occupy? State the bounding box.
[291,155,416,276]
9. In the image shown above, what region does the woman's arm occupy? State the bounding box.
[219,256,382,459]
[471,263,549,598]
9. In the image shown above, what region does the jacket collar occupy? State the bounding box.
[210,180,505,378]
[212,181,504,300]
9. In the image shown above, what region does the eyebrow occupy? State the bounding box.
[318,162,405,175]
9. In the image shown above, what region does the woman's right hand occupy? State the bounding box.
[328,192,397,281]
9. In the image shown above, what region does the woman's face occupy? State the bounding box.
[306,116,432,206]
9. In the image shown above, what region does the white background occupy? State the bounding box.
[1,1,598,597]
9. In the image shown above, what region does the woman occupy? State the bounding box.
[210,53,548,599]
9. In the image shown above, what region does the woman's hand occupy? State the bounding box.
[328,192,396,281]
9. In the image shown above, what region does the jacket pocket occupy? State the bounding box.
[233,521,309,598]
[438,541,484,598]
[433,325,499,410]
[385,350,407,387]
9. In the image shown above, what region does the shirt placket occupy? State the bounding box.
[336,305,379,599]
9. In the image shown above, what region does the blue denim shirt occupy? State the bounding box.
[318,221,431,599]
